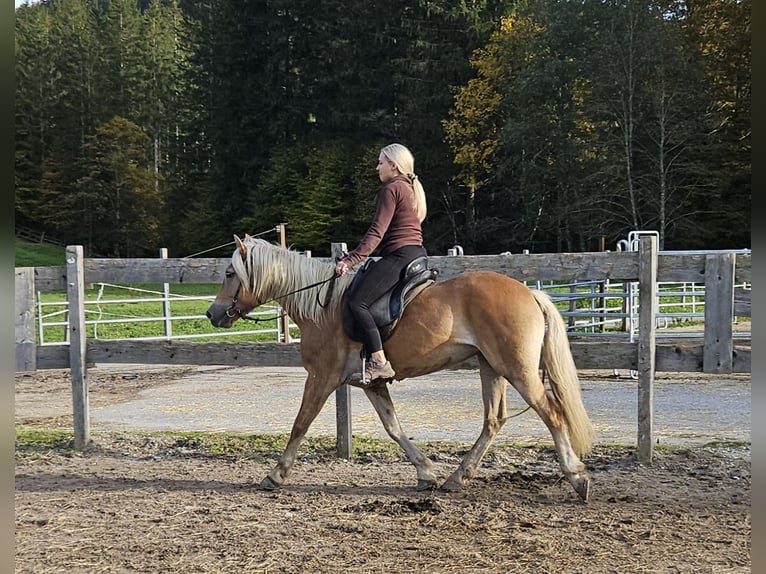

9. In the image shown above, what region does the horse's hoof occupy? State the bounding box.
[572,475,591,502]
[259,476,281,491]
[439,477,463,492]
[416,479,438,491]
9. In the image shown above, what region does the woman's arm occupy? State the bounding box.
[338,187,397,268]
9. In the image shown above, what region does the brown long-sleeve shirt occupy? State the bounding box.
[341,175,423,268]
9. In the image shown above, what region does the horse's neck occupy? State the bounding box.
[268,252,337,325]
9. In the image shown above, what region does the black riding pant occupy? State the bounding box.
[346,244,427,355]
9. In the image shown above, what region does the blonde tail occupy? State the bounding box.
[531,290,594,457]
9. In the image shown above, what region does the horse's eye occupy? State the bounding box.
[225,271,235,279]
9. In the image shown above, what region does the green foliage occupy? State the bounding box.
[680,0,751,250]
[442,13,537,252]
[76,116,163,257]
[15,0,187,256]
[443,0,750,253]
[286,145,348,251]
[241,142,381,256]
[15,0,750,258]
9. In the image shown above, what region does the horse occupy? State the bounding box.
[206,234,594,501]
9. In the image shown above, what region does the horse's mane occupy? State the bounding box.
[231,236,352,324]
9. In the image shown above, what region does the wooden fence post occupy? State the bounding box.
[703,253,735,373]
[160,248,173,339]
[276,223,290,343]
[66,245,90,450]
[331,242,353,459]
[636,235,658,463]
[15,268,36,372]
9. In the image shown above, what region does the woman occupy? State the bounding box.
[335,143,427,383]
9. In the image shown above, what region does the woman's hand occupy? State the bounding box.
[335,260,349,276]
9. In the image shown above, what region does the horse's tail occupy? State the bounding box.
[531,289,594,457]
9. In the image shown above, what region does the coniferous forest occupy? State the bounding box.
[14,0,750,258]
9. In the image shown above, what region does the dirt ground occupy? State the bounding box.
[15,367,751,574]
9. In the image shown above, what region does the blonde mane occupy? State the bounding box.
[230,236,352,324]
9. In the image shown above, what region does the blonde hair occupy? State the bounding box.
[381,143,427,222]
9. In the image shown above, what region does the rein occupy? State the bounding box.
[226,274,338,323]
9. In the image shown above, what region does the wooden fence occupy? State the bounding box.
[15,236,751,462]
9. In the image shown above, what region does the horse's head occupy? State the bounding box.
[206,235,258,328]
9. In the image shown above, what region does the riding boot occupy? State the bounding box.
[346,357,395,387]
[364,358,396,382]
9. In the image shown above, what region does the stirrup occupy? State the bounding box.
[346,377,390,389]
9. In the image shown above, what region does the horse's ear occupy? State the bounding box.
[234,235,247,259]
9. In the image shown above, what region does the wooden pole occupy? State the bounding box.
[703,253,735,373]
[276,223,290,343]
[598,236,606,333]
[636,235,657,463]
[160,248,172,339]
[15,268,36,371]
[331,242,353,459]
[66,245,90,450]
[276,222,286,248]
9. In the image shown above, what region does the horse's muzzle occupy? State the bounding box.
[206,305,234,328]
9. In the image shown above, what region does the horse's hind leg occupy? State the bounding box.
[510,372,590,501]
[441,356,508,492]
[363,384,439,490]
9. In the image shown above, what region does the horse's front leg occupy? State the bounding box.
[363,384,439,491]
[260,372,337,490]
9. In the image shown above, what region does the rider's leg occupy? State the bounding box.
[346,246,423,362]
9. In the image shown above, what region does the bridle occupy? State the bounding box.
[224,273,338,322]
[225,281,247,319]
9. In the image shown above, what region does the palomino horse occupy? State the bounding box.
[206,235,594,501]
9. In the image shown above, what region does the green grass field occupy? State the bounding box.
[15,238,67,267]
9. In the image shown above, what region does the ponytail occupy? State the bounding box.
[381,143,427,222]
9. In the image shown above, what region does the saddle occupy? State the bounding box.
[342,256,439,344]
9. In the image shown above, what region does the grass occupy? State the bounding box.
[14,427,76,457]
[13,427,416,460]
[14,427,751,466]
[31,278,706,344]
[154,432,423,459]
[15,238,66,267]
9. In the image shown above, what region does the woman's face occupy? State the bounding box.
[376,152,398,183]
